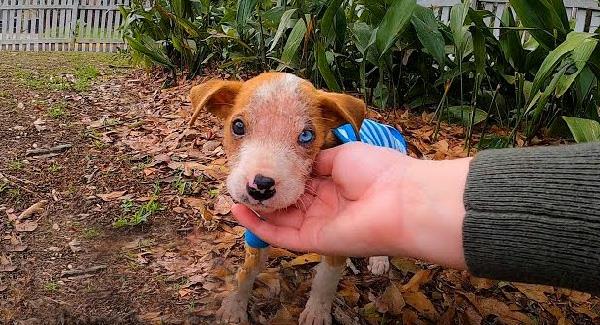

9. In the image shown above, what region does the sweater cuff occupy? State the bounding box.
[463,142,600,295]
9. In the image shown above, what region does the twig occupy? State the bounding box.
[26,144,72,157]
[0,172,37,195]
[60,265,107,278]
[18,200,48,220]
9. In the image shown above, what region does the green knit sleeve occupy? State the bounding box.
[463,142,600,295]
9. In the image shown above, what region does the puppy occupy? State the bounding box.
[189,72,407,324]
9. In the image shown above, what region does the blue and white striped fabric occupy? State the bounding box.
[244,119,408,249]
[333,119,408,154]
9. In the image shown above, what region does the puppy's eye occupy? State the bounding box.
[298,129,315,145]
[232,119,245,136]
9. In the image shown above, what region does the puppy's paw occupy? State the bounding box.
[216,292,248,324]
[367,256,389,275]
[299,299,332,325]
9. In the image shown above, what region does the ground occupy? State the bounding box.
[0,52,598,325]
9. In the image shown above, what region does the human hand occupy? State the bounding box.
[232,142,471,269]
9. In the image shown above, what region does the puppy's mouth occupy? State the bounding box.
[236,194,279,213]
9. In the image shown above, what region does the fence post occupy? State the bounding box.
[70,0,79,50]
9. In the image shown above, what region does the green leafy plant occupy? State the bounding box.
[114,197,163,228]
[118,0,600,147]
[48,102,67,119]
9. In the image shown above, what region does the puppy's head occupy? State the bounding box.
[190,72,366,213]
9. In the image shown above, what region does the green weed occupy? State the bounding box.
[44,282,59,292]
[173,172,191,195]
[8,160,24,171]
[48,102,67,119]
[113,197,163,228]
[83,227,101,239]
[0,182,8,194]
[48,162,62,173]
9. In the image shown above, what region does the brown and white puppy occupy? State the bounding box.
[189,72,390,324]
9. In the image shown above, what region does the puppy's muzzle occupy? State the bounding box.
[247,174,276,201]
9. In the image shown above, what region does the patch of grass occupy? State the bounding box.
[208,188,220,199]
[8,188,20,199]
[73,65,100,92]
[83,227,101,239]
[47,102,67,119]
[120,198,134,213]
[173,172,191,195]
[0,182,8,194]
[44,281,59,293]
[48,162,62,173]
[8,160,24,171]
[0,90,10,98]
[113,197,163,228]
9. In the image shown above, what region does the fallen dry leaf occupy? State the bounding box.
[282,253,321,268]
[213,195,234,215]
[97,190,127,201]
[470,276,497,290]
[338,280,360,306]
[380,283,405,315]
[513,282,552,303]
[15,220,38,232]
[404,291,439,320]
[0,255,16,272]
[463,292,533,325]
[390,256,419,274]
[558,288,592,303]
[402,269,432,293]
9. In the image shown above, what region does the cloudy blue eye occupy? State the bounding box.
[232,119,245,136]
[298,129,315,145]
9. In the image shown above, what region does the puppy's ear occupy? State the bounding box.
[317,91,366,139]
[189,80,243,126]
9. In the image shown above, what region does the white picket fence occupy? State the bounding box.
[422,0,600,36]
[0,0,599,52]
[0,0,130,51]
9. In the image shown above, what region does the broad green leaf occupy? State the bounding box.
[472,26,485,75]
[373,81,389,109]
[124,35,174,69]
[236,0,258,31]
[509,0,569,50]
[375,0,417,57]
[279,18,307,68]
[555,38,598,97]
[450,0,471,57]
[411,6,445,68]
[531,32,595,97]
[351,22,376,55]
[445,106,488,126]
[321,0,344,46]
[499,6,525,72]
[562,117,600,142]
[315,42,341,91]
[269,8,297,52]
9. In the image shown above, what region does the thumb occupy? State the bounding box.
[313,146,343,176]
[231,204,308,252]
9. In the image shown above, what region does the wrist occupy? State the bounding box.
[397,157,471,269]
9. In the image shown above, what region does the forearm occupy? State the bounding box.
[463,142,600,294]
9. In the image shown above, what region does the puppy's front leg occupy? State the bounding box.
[217,245,268,324]
[300,256,346,325]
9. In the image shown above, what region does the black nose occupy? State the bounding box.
[254,174,275,190]
[247,174,276,201]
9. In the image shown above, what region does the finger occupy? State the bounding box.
[313,146,343,176]
[231,204,310,252]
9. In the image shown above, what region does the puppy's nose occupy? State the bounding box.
[247,174,276,201]
[254,174,275,190]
